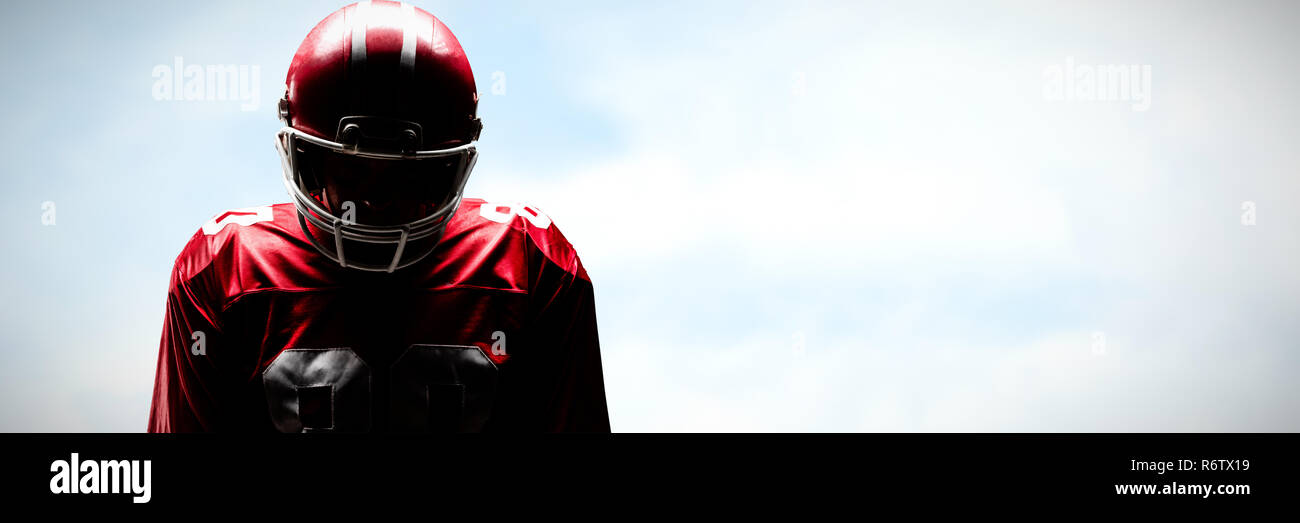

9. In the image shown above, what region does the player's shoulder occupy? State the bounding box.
[171,203,300,286]
[455,197,584,277]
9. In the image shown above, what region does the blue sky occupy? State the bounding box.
[2,0,1298,431]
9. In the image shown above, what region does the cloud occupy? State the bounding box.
[471,0,1300,431]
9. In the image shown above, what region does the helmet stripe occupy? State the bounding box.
[399,2,417,76]
[349,1,371,115]
[350,1,370,67]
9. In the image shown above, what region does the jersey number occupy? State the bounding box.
[479,202,552,229]
[202,206,275,235]
[262,345,499,432]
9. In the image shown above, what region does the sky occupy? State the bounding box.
[1,0,1298,431]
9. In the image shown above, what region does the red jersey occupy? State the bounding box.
[147,199,609,432]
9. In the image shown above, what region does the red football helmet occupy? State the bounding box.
[275,1,482,272]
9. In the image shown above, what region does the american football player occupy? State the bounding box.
[147,1,609,432]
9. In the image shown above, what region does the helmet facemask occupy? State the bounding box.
[276,116,478,273]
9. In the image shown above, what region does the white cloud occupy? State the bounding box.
[471,0,1300,432]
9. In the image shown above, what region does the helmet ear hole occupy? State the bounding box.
[277,95,291,125]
